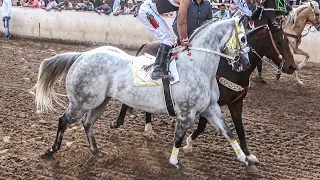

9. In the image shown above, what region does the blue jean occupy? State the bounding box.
[2,17,11,38]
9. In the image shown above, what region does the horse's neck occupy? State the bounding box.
[284,8,310,35]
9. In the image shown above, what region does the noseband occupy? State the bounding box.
[266,26,285,74]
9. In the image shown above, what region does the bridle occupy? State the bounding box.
[248,25,285,76]
[187,18,246,65]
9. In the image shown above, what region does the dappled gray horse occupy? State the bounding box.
[35,17,255,170]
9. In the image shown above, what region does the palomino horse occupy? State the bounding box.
[112,20,296,174]
[35,18,255,171]
[257,0,320,85]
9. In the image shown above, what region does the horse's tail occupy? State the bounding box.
[136,43,147,56]
[35,52,82,112]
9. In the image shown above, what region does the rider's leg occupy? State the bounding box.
[138,0,175,80]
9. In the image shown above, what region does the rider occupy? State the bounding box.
[138,0,191,80]
[232,0,264,29]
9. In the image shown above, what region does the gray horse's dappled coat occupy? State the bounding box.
[35,18,252,169]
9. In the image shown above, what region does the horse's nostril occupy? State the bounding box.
[289,65,296,70]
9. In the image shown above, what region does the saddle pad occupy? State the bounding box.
[132,53,180,87]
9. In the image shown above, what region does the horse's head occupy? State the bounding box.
[265,20,296,74]
[306,1,320,27]
[222,16,251,72]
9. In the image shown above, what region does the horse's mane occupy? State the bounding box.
[283,4,311,28]
[189,18,220,42]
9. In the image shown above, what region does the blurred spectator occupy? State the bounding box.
[113,0,120,12]
[39,0,45,7]
[94,1,112,15]
[212,4,230,19]
[22,0,40,7]
[173,0,212,39]
[131,0,143,17]
[113,0,128,15]
[42,0,57,11]
[229,1,239,17]
[76,0,94,11]
[246,0,256,13]
[212,5,219,14]
[54,0,73,11]
[2,0,12,39]
[93,0,102,8]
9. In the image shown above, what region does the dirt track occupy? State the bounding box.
[0,37,319,180]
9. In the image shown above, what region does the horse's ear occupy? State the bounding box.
[236,15,245,26]
[310,1,314,9]
[267,18,273,30]
[239,15,245,24]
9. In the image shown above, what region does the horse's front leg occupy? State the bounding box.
[200,103,258,174]
[143,112,157,137]
[293,47,310,69]
[169,111,195,168]
[228,100,260,165]
[182,116,208,154]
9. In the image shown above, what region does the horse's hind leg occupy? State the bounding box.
[83,97,110,156]
[256,60,267,83]
[200,103,258,174]
[44,105,86,157]
[110,103,129,129]
[294,71,304,86]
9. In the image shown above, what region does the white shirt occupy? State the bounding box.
[232,0,252,17]
[2,0,12,17]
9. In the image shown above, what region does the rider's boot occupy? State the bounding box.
[151,43,172,80]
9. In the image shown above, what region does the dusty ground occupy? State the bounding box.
[0,37,319,180]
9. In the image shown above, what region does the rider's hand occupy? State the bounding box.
[179,37,192,47]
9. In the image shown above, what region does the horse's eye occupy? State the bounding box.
[241,36,246,43]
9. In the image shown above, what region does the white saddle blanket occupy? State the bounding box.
[132,53,180,86]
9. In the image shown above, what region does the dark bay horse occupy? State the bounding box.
[110,20,296,171]
[250,0,294,83]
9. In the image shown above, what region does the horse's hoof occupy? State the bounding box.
[129,114,137,118]
[41,148,54,159]
[247,154,260,165]
[246,164,260,175]
[256,78,267,84]
[182,145,193,154]
[110,121,120,129]
[297,80,304,86]
[276,73,281,80]
[143,130,157,139]
[92,150,106,157]
[170,161,183,169]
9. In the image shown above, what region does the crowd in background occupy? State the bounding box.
[0,0,316,40]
